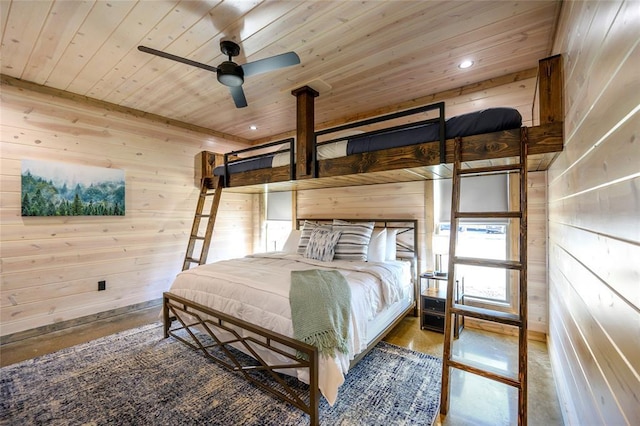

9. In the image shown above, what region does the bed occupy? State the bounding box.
[213,106,523,179]
[163,219,418,425]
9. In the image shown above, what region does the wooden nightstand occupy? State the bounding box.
[420,273,464,337]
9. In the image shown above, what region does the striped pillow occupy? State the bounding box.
[304,228,342,262]
[332,220,375,261]
[297,220,331,255]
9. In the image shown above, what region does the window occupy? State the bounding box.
[437,223,509,303]
[435,175,517,313]
[265,191,292,251]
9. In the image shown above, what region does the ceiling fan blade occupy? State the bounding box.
[229,86,248,108]
[137,46,218,73]
[241,52,300,77]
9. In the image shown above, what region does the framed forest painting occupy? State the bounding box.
[21,160,125,216]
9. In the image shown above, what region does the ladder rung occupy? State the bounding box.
[195,214,210,218]
[458,164,523,175]
[450,303,522,326]
[184,257,200,263]
[455,211,521,219]
[453,256,522,270]
[447,357,521,388]
[190,236,205,241]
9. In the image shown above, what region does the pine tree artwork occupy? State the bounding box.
[21,160,125,216]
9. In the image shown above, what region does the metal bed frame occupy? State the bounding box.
[162,219,418,425]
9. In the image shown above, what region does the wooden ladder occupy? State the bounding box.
[182,176,224,271]
[440,129,529,425]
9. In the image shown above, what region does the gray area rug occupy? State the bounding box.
[0,323,441,425]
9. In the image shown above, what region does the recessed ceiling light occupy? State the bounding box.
[458,60,474,69]
[249,125,257,130]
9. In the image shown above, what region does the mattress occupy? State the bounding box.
[167,252,412,405]
[213,107,522,176]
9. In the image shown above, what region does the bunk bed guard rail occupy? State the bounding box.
[218,101,446,187]
[315,101,446,166]
[222,137,295,187]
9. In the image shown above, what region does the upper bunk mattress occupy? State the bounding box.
[214,107,522,176]
[346,107,522,154]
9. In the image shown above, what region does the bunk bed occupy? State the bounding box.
[212,105,525,186]
[167,55,564,425]
[197,57,562,194]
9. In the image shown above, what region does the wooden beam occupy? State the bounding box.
[0,74,250,146]
[538,55,564,125]
[291,86,319,180]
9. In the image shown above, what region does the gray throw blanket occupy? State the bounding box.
[289,269,351,358]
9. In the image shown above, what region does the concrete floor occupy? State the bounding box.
[385,316,563,425]
[1,308,563,425]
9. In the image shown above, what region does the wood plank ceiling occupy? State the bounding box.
[1,0,561,147]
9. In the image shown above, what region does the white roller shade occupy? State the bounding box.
[266,191,292,221]
[436,174,508,223]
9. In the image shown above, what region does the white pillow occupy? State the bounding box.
[386,229,398,260]
[282,229,302,254]
[317,140,347,159]
[272,151,291,167]
[367,228,387,262]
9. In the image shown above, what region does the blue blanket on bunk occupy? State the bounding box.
[346,107,522,154]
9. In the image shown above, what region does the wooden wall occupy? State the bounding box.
[527,172,548,336]
[547,1,639,424]
[296,181,431,271]
[0,84,256,339]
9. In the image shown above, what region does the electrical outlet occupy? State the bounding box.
[98,280,106,291]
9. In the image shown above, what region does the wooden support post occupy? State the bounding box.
[538,54,564,125]
[291,190,298,230]
[291,86,319,180]
[194,151,222,188]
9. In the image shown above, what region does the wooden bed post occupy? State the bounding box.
[292,86,319,180]
[538,54,564,125]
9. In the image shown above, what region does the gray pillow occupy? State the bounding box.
[304,228,342,262]
[297,220,330,255]
[332,220,375,261]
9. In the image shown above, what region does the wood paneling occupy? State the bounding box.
[547,1,640,424]
[0,84,256,338]
[296,181,429,271]
[0,0,560,142]
[527,172,548,335]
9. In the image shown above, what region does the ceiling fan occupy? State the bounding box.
[138,40,300,108]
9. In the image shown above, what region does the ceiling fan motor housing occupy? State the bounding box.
[217,61,244,86]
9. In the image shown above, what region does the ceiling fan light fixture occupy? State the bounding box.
[458,59,474,69]
[217,61,244,87]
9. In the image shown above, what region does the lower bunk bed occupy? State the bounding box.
[163,219,418,425]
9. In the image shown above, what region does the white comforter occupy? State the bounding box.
[168,252,411,405]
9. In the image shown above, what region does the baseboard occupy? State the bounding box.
[0,299,163,345]
[464,318,547,342]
